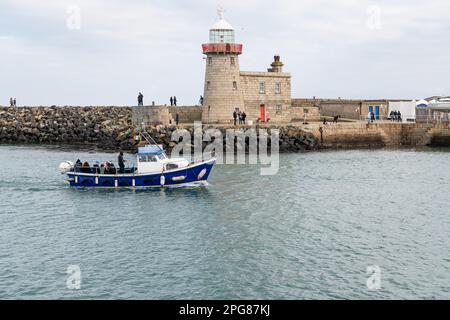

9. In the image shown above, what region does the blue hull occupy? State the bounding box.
[66,159,215,188]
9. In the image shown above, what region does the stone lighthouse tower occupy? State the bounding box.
[202,9,244,123]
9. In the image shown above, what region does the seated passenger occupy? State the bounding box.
[106,162,116,174]
[82,161,90,173]
[100,163,106,175]
[93,161,100,174]
[74,159,82,172]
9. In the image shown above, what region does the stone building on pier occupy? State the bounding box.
[202,10,314,124]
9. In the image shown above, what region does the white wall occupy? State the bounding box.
[388,101,416,122]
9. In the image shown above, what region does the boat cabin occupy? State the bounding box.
[137,145,190,174]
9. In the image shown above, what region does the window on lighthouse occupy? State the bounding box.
[210,30,235,43]
[230,57,235,66]
[233,81,238,90]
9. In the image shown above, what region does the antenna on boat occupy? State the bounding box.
[138,130,165,153]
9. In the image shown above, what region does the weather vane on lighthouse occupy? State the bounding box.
[217,6,225,20]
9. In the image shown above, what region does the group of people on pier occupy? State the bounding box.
[9,97,17,107]
[389,110,403,122]
[367,111,376,123]
[233,110,247,125]
[136,93,182,108]
[169,96,178,106]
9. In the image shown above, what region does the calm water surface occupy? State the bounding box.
[0,145,449,299]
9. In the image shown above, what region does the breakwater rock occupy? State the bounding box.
[0,107,319,152]
[0,107,320,153]
[148,125,320,153]
[0,106,135,150]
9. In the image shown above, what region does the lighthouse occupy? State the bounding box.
[202,9,244,124]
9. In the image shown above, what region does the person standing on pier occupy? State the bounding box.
[13,98,17,107]
[173,96,177,106]
[170,96,173,106]
[137,92,144,106]
[199,95,204,105]
[9,97,13,107]
[242,111,247,125]
[233,110,237,125]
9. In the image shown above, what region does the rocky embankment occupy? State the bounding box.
[0,106,320,153]
[0,106,136,150]
[149,125,320,153]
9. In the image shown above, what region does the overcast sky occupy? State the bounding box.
[1,0,449,106]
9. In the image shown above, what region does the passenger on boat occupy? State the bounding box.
[100,163,106,174]
[106,162,116,174]
[81,161,91,173]
[74,159,82,172]
[118,152,126,174]
[93,161,100,174]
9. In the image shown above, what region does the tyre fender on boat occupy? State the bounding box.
[198,168,207,180]
[160,175,165,186]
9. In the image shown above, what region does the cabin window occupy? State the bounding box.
[259,82,266,94]
[139,155,157,162]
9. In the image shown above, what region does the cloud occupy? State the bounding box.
[0,0,449,105]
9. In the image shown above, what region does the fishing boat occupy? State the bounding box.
[59,132,215,188]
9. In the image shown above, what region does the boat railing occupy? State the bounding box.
[72,161,137,175]
[138,130,165,153]
[73,167,138,175]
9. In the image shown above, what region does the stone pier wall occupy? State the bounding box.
[168,106,202,124]
[133,105,202,126]
[3,107,450,153]
[304,122,449,149]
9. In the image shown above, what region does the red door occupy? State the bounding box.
[260,104,266,122]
